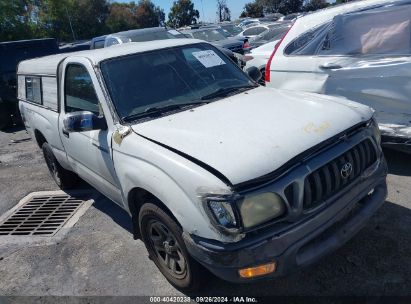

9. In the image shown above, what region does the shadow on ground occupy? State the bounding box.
[0,125,25,134]
[183,201,411,296]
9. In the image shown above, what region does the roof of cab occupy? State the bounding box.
[18,38,204,76]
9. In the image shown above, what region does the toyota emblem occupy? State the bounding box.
[340,162,353,179]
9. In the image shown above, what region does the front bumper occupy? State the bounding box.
[184,157,387,283]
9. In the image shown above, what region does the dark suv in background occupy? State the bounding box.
[0,38,59,130]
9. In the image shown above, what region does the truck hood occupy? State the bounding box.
[132,87,372,186]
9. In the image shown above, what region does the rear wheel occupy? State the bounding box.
[42,142,78,189]
[139,203,203,291]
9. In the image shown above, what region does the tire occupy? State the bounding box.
[0,104,12,130]
[139,203,204,291]
[42,142,78,189]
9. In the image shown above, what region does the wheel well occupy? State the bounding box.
[34,130,47,148]
[128,187,181,238]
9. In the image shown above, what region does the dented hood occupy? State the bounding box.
[132,87,372,185]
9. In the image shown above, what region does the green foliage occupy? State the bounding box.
[0,0,165,43]
[240,2,264,18]
[277,0,303,15]
[303,0,329,12]
[241,0,329,17]
[167,0,199,28]
[106,0,165,33]
[255,0,281,14]
[0,0,39,41]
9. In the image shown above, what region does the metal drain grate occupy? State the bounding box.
[0,195,84,236]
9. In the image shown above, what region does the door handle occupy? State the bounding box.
[319,63,342,70]
[62,128,70,138]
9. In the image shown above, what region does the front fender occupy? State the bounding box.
[113,132,235,242]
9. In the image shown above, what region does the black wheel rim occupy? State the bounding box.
[147,220,187,279]
[44,150,60,184]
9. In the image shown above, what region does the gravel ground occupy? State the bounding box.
[0,127,410,298]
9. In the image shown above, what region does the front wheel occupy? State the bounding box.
[139,203,204,291]
[42,142,78,189]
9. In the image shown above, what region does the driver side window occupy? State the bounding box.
[65,64,100,115]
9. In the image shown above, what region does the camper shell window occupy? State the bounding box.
[25,76,42,104]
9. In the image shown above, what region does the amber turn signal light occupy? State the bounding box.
[238,262,276,278]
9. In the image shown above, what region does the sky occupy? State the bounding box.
[117,0,250,22]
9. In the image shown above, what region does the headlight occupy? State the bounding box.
[238,193,285,228]
[208,199,237,228]
[368,118,381,146]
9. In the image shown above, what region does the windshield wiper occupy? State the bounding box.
[122,101,208,122]
[201,84,257,101]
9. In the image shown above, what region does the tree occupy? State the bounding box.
[38,0,109,41]
[106,2,139,33]
[217,0,231,22]
[277,0,303,15]
[303,0,328,12]
[256,0,282,14]
[240,2,264,18]
[0,0,41,41]
[135,0,165,28]
[106,0,165,33]
[167,0,199,28]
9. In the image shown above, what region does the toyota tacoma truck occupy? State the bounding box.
[17,39,387,291]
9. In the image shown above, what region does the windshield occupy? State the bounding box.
[100,43,254,122]
[191,29,227,42]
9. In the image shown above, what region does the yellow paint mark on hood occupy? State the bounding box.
[303,121,331,134]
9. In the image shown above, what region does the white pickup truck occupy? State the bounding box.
[18,39,387,290]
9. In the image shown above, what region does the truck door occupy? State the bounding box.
[58,58,123,204]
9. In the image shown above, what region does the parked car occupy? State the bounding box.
[181,27,247,54]
[248,22,292,49]
[90,35,107,49]
[260,13,284,22]
[59,40,91,53]
[18,38,387,290]
[0,38,59,130]
[278,13,302,22]
[219,23,243,36]
[91,28,246,69]
[265,0,411,153]
[238,18,260,28]
[237,24,281,39]
[90,27,186,49]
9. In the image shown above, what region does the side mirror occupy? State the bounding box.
[63,111,107,133]
[247,66,262,83]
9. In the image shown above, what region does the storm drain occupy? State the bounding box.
[0,194,85,236]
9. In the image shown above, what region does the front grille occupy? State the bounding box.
[303,139,377,210]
